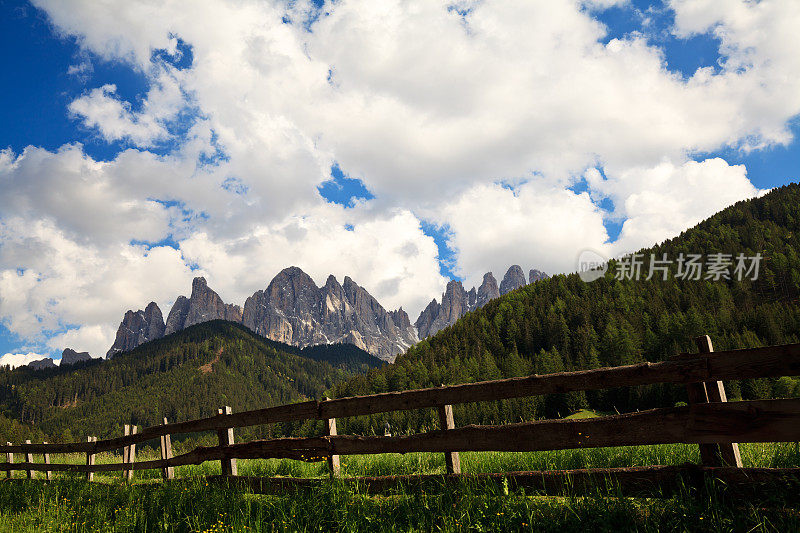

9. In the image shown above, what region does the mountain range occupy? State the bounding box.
[104,264,548,363]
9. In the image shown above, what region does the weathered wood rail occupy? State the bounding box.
[3,336,800,495]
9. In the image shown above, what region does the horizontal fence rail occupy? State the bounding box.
[4,399,799,475]
[2,338,800,493]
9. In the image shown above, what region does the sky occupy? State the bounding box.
[1,0,799,366]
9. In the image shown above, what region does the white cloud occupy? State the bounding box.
[0,352,55,369]
[67,60,93,82]
[433,181,611,289]
[671,0,800,148]
[36,0,800,203]
[68,71,187,147]
[587,158,763,253]
[46,325,113,361]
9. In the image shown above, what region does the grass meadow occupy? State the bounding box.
[2,441,800,532]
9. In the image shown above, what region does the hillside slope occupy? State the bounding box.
[334,183,800,432]
[0,320,383,442]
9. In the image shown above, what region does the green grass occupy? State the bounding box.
[2,443,800,531]
[563,409,601,420]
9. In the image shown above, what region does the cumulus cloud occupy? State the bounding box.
[1,0,798,356]
[588,158,763,253]
[69,70,186,146]
[433,182,611,289]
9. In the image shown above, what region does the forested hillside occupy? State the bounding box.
[0,321,383,442]
[334,183,800,434]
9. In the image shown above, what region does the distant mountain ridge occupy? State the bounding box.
[415,265,549,339]
[106,265,547,362]
[107,267,418,362]
[25,348,94,370]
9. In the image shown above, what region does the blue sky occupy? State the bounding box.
[1,0,799,360]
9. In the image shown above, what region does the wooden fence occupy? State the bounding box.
[4,335,800,496]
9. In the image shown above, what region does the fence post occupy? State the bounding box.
[160,417,174,480]
[5,442,12,478]
[695,335,743,468]
[123,425,137,481]
[86,436,96,482]
[683,371,718,466]
[323,397,340,478]
[217,406,237,476]
[24,439,33,479]
[438,404,461,474]
[123,425,130,479]
[43,442,51,481]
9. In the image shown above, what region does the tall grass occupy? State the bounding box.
[1,471,799,532]
[1,443,800,531]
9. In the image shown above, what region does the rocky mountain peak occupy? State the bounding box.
[529,269,548,283]
[165,296,190,335]
[242,269,416,361]
[414,299,442,339]
[28,357,56,370]
[325,274,342,290]
[499,265,527,295]
[415,265,547,340]
[476,272,500,308]
[106,302,165,358]
[388,307,412,331]
[183,277,242,329]
[192,276,208,293]
[61,348,92,366]
[107,264,545,361]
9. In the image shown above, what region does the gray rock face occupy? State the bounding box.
[61,348,91,365]
[164,296,190,335]
[164,278,242,336]
[106,302,166,358]
[415,265,547,340]
[184,277,243,328]
[428,281,472,338]
[242,267,417,362]
[416,280,474,338]
[28,357,56,370]
[476,272,500,308]
[414,299,441,340]
[242,266,321,345]
[529,269,549,283]
[500,265,527,295]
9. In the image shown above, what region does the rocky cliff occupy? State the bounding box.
[415,265,547,339]
[109,269,417,362]
[106,302,165,358]
[242,267,417,361]
[61,348,92,365]
[529,269,549,283]
[166,277,243,333]
[499,265,527,295]
[27,357,56,370]
[476,272,500,308]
